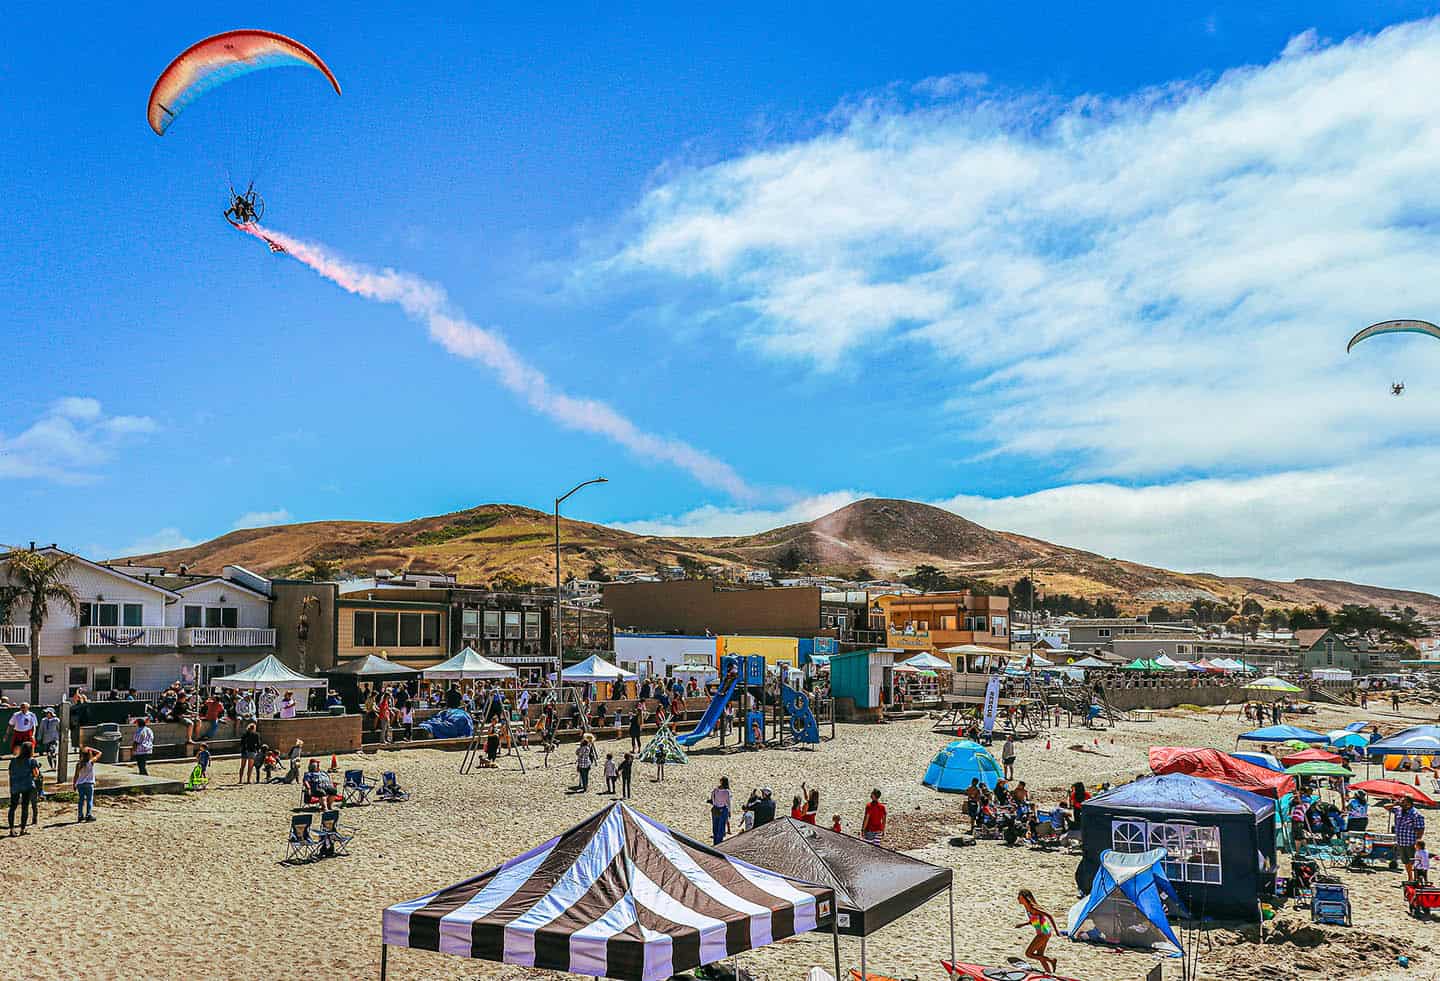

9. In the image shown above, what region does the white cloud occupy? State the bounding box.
[913,72,988,98]
[233,509,293,530]
[615,491,870,538]
[102,528,199,559]
[0,398,158,484]
[616,19,1440,479]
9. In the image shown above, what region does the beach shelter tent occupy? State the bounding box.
[1075,774,1276,920]
[562,653,638,684]
[1231,751,1284,772]
[1067,848,1186,957]
[900,652,951,671]
[1366,725,1440,759]
[923,739,1002,792]
[1070,656,1112,670]
[1236,724,1326,744]
[1148,747,1295,799]
[421,647,517,680]
[1279,747,1344,767]
[1153,655,1183,669]
[718,817,954,978]
[1284,761,1351,778]
[1349,780,1438,807]
[1326,730,1370,750]
[215,653,327,690]
[381,802,837,981]
[323,654,418,710]
[1244,676,1302,694]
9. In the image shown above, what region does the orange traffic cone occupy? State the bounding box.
[330,754,338,772]
[1093,738,1099,747]
[1045,738,1051,750]
[1416,773,1423,787]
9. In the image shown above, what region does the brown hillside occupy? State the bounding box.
[118,498,1440,616]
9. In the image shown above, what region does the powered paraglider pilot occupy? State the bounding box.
[224,183,264,227]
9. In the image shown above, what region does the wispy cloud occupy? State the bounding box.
[0,398,157,484]
[233,509,292,530]
[616,19,1440,480]
[615,491,870,538]
[100,528,199,560]
[243,225,758,500]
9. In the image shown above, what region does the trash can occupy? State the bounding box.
[91,731,122,765]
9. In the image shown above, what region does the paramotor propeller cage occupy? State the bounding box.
[224,184,265,227]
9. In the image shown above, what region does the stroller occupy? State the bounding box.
[1290,857,1320,909]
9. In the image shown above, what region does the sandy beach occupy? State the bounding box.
[3,701,1438,980]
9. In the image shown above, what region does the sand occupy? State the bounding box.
[2,700,1438,980]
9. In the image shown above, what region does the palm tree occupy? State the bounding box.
[1,547,80,703]
[295,594,320,672]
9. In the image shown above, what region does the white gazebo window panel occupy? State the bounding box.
[1111,819,1148,853]
[1183,825,1222,883]
[1149,822,1186,880]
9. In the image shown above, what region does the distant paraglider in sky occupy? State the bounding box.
[147,29,340,230]
[1346,319,1439,395]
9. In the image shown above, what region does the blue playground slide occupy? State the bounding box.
[780,684,820,744]
[678,673,742,748]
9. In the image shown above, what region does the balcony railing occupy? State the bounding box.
[183,627,276,647]
[0,625,29,646]
[80,626,178,647]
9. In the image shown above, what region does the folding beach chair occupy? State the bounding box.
[376,771,410,802]
[185,763,209,792]
[317,810,354,858]
[342,768,374,806]
[1030,816,1063,850]
[284,814,319,863]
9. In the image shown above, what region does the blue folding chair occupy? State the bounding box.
[342,768,374,806]
[284,814,319,863]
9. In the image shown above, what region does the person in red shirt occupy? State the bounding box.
[377,690,393,744]
[791,795,807,822]
[862,788,886,843]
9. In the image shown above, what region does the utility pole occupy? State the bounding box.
[554,477,608,668]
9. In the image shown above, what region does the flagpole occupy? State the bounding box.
[379,943,387,981]
[948,880,956,970]
[832,909,841,981]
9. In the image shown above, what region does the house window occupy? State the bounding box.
[991,616,1008,636]
[462,610,480,637]
[1112,819,1221,884]
[375,612,399,647]
[353,612,376,647]
[1324,638,1336,666]
[111,666,133,692]
[184,605,203,628]
[1098,628,1112,638]
[67,666,89,695]
[92,667,112,694]
[524,611,541,640]
[503,611,522,639]
[204,607,238,629]
[82,603,119,627]
[422,613,441,647]
[399,613,422,647]
[123,603,143,627]
[484,611,501,639]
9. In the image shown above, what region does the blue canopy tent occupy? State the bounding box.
[1067,848,1186,957]
[1075,774,1276,920]
[1236,724,1326,744]
[1366,725,1440,759]
[1230,751,1284,772]
[923,740,1002,792]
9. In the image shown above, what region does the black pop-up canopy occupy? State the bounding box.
[719,817,954,977]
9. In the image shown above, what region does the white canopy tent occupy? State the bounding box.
[900,652,952,670]
[214,653,327,690]
[561,654,638,684]
[422,647,517,680]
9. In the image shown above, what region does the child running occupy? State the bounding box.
[1015,889,1059,974]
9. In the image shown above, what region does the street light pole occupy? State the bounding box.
[554,477,608,667]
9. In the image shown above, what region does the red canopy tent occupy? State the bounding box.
[1193,658,1227,674]
[1280,747,1344,767]
[1148,746,1296,799]
[1350,779,1438,807]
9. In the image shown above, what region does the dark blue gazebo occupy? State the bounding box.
[1367,725,1440,759]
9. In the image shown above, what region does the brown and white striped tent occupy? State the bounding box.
[381,802,836,981]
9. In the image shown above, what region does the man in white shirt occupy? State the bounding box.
[7,702,37,754]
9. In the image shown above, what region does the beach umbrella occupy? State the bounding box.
[1350,780,1439,807]
[1326,730,1370,750]
[1244,676,1302,693]
[1231,751,1284,772]
[1366,725,1440,759]
[1280,748,1344,767]
[1284,761,1353,778]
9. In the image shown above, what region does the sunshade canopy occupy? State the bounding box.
[1326,730,1370,750]
[1231,751,1284,772]
[924,739,1002,793]
[1237,724,1326,744]
[422,647,517,680]
[214,653,327,689]
[1070,656,1112,669]
[900,652,951,670]
[1067,848,1185,958]
[1148,747,1295,799]
[718,817,950,937]
[1122,658,1164,671]
[1088,773,1273,819]
[1284,761,1353,777]
[1244,676,1302,693]
[1350,780,1438,807]
[1280,747,1343,767]
[562,654,638,684]
[323,654,417,678]
[382,803,834,981]
[1367,725,1440,759]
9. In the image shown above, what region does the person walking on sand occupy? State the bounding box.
[619,751,634,799]
[710,776,732,844]
[1002,733,1017,781]
[1016,889,1059,974]
[575,733,597,792]
[7,742,40,836]
[6,702,37,756]
[74,745,100,823]
[604,753,619,794]
[629,705,643,752]
[862,788,886,843]
[131,717,154,776]
[238,722,261,784]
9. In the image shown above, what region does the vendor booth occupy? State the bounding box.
[1075,774,1276,920]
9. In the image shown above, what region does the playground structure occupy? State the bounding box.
[677,655,831,751]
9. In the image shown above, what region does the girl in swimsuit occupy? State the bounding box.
[1015,889,1058,974]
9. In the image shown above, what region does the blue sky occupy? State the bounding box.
[4,3,1440,592]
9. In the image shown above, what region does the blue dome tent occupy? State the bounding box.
[1067,848,1186,957]
[1236,724,1326,744]
[923,740,1001,792]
